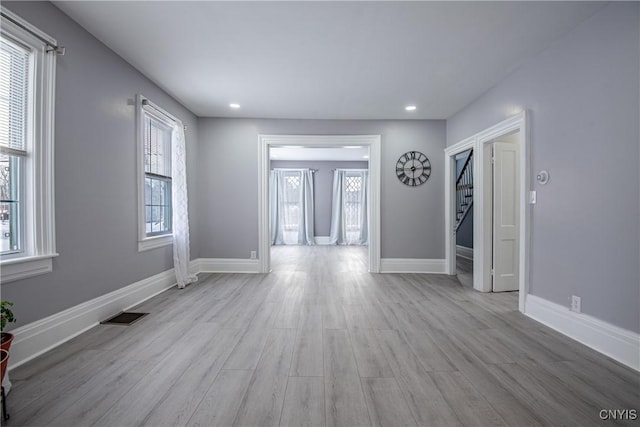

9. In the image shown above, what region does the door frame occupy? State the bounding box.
[444,111,529,312]
[258,134,381,274]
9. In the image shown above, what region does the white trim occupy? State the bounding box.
[135,94,177,251]
[525,295,640,372]
[0,7,57,46]
[444,111,529,313]
[258,134,381,273]
[456,245,474,260]
[379,258,447,274]
[6,264,189,369]
[198,258,260,273]
[0,9,57,281]
[0,254,57,282]
[314,236,331,245]
[138,234,172,252]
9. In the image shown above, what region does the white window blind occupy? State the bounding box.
[0,37,29,152]
[0,36,29,255]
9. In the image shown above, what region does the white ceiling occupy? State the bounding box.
[271,146,369,161]
[54,1,604,120]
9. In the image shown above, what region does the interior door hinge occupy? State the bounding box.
[491,269,495,276]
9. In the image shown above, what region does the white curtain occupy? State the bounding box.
[270,169,315,245]
[329,169,368,245]
[171,123,197,288]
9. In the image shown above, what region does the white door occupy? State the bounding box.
[492,141,520,292]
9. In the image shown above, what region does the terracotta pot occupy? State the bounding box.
[0,349,8,383]
[0,333,13,352]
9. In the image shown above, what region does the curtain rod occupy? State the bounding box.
[332,168,368,172]
[1,11,65,55]
[140,96,188,131]
[271,168,317,172]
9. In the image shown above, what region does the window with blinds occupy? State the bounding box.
[143,113,172,236]
[0,36,30,255]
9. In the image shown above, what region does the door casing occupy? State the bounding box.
[444,111,530,313]
[258,134,381,274]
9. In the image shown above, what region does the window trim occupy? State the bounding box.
[0,8,57,282]
[136,94,175,252]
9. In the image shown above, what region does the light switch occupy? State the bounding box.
[529,190,537,204]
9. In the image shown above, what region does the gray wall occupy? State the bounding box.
[198,118,446,259]
[2,2,200,328]
[270,161,368,236]
[447,3,639,332]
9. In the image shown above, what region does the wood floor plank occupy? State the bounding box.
[223,302,281,370]
[348,328,394,378]
[290,327,324,377]
[325,376,372,427]
[280,376,325,427]
[232,328,296,427]
[430,371,507,426]
[324,329,359,378]
[186,369,254,427]
[376,329,461,427]
[11,359,146,427]
[361,377,417,427]
[92,323,219,427]
[141,328,245,426]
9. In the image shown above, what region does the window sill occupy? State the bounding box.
[138,234,173,252]
[0,253,58,283]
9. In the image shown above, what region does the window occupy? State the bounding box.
[137,95,176,251]
[283,172,300,233]
[344,172,364,242]
[0,9,57,282]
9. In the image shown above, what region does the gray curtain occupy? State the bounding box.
[329,169,368,245]
[270,169,315,245]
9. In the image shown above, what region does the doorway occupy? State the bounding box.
[258,135,381,274]
[445,111,529,313]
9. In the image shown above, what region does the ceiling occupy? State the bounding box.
[271,146,368,161]
[54,1,604,120]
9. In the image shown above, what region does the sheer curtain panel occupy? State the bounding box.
[171,123,196,288]
[270,169,315,245]
[329,169,368,245]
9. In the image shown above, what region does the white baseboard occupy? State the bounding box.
[456,245,474,260]
[525,294,640,371]
[198,258,260,273]
[8,265,188,370]
[379,258,447,274]
[315,236,331,245]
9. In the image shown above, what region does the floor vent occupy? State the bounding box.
[100,312,148,326]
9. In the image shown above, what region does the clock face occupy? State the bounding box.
[396,151,431,186]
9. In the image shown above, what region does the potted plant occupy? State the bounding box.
[1,301,15,352]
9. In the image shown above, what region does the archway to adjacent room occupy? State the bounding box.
[258,135,381,274]
[444,111,530,313]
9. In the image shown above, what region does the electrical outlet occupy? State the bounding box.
[570,295,581,313]
[250,251,257,260]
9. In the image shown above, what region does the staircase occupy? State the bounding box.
[455,149,473,231]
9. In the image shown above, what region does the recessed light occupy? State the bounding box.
[405,105,417,111]
[363,155,369,159]
[229,103,240,109]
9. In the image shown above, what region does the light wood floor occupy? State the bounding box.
[6,246,639,426]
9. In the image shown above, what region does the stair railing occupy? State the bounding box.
[454,149,473,232]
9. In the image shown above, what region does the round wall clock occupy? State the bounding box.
[396,151,431,186]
